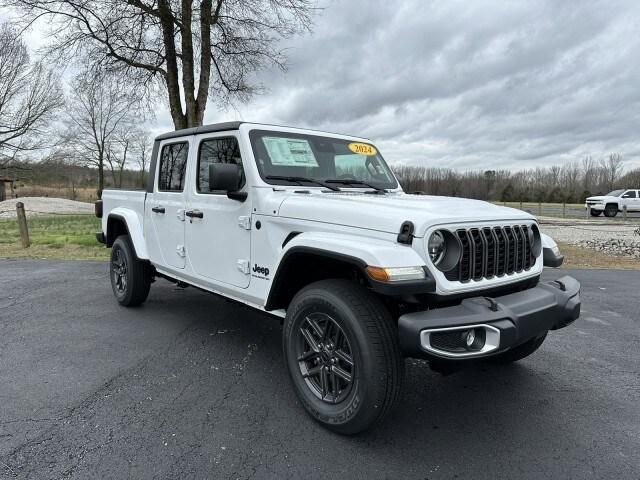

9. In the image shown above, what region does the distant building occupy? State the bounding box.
[0,176,16,201]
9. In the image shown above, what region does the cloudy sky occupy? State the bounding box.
[12,0,640,170]
[202,0,640,170]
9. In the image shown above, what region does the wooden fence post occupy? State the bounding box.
[538,201,542,216]
[563,202,566,218]
[16,202,30,248]
[623,205,628,219]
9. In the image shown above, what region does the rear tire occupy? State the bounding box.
[282,279,403,435]
[110,235,151,307]
[604,204,618,217]
[489,333,547,364]
[589,209,602,217]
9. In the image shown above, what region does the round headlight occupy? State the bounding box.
[428,231,446,265]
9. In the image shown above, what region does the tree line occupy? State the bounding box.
[394,154,640,203]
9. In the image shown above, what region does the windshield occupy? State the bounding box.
[606,189,624,197]
[249,130,398,189]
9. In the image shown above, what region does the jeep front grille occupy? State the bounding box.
[445,225,536,282]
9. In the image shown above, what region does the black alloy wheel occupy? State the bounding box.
[296,312,355,404]
[111,247,128,295]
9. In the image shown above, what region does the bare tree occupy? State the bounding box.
[132,133,152,188]
[66,73,142,197]
[6,0,314,130]
[600,153,624,191]
[0,23,62,167]
[105,133,132,189]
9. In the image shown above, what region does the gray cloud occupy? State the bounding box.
[193,0,640,170]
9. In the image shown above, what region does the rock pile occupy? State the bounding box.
[574,239,640,259]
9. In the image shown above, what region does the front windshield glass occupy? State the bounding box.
[249,130,398,189]
[606,189,624,197]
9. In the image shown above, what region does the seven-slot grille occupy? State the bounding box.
[444,225,536,283]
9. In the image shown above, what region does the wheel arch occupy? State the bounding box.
[264,232,434,311]
[265,247,369,311]
[106,209,149,260]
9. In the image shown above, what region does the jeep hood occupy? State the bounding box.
[277,192,535,237]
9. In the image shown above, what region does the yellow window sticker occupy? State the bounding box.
[348,143,378,156]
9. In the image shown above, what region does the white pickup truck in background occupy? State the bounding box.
[585,189,640,217]
[95,122,580,434]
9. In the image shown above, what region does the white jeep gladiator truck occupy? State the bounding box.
[96,122,580,434]
[585,189,640,217]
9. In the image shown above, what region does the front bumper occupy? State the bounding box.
[398,275,581,359]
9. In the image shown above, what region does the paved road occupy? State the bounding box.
[0,261,638,479]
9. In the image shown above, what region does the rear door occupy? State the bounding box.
[632,190,640,212]
[146,140,190,269]
[185,132,252,288]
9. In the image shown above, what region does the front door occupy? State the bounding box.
[620,190,639,212]
[185,133,251,288]
[146,140,190,269]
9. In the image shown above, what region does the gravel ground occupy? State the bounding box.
[541,218,640,258]
[0,197,94,218]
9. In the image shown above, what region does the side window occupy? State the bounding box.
[158,142,189,192]
[197,137,245,193]
[622,190,636,198]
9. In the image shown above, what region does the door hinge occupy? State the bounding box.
[238,215,251,230]
[176,245,186,257]
[237,259,250,274]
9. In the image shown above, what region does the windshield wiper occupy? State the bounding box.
[325,178,387,193]
[266,175,341,191]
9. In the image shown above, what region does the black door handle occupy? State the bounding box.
[151,206,165,214]
[185,210,203,219]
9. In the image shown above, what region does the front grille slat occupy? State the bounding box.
[445,224,537,283]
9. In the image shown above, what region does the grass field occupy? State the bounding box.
[0,215,108,260]
[557,242,640,270]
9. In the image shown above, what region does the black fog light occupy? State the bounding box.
[462,328,486,351]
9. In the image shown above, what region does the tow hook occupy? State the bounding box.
[553,279,567,291]
[484,297,499,312]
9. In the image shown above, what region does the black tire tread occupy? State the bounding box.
[287,279,403,434]
[111,235,151,307]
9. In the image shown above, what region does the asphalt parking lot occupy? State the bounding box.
[1,260,638,479]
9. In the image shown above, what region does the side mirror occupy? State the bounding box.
[209,163,247,201]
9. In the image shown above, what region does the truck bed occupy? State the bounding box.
[101,189,147,233]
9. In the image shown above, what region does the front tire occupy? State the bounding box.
[283,279,403,435]
[110,235,151,307]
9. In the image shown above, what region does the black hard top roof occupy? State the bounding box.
[154,121,370,142]
[154,121,244,141]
